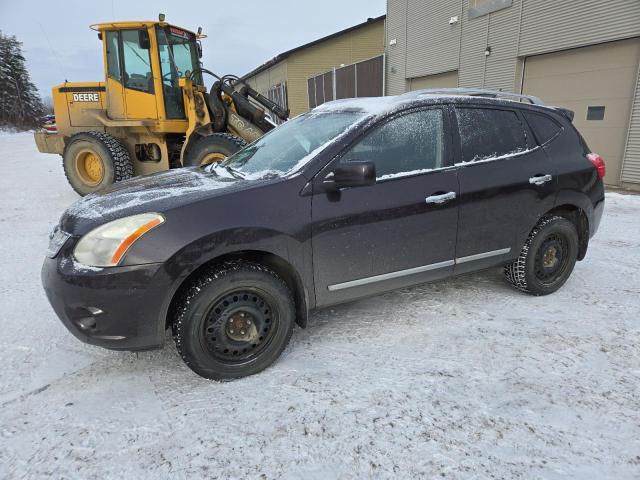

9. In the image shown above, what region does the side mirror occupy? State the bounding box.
[330,161,376,189]
[138,30,151,49]
[197,41,203,58]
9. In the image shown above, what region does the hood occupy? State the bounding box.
[60,167,252,234]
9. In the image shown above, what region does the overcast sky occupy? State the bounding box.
[0,0,385,99]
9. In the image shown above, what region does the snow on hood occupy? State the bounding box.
[60,167,248,234]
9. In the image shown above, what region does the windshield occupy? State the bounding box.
[156,26,202,118]
[215,112,364,179]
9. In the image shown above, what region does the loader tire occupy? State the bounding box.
[183,133,247,167]
[63,131,133,196]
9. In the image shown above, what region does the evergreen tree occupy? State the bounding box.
[0,30,44,130]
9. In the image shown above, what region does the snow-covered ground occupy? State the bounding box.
[1,132,639,479]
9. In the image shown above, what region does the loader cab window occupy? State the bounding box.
[121,29,154,94]
[105,31,122,82]
[156,26,202,119]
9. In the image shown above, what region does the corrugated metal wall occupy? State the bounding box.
[387,0,640,92]
[483,0,521,91]
[519,0,640,57]
[621,68,640,184]
[458,1,487,88]
[385,0,409,95]
[405,0,462,78]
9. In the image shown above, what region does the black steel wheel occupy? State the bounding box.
[202,290,278,363]
[172,262,295,380]
[533,232,571,285]
[504,215,579,296]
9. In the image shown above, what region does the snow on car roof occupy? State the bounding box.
[312,88,547,118]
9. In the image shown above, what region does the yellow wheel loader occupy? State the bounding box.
[34,15,289,196]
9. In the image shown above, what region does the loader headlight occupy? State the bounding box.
[74,213,165,267]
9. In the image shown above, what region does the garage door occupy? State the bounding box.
[409,70,459,91]
[522,38,640,185]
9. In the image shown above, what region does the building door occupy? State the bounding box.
[522,38,640,185]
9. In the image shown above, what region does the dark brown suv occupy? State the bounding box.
[42,89,605,380]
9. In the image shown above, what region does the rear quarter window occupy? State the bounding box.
[524,112,563,146]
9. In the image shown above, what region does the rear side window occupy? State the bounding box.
[455,108,528,163]
[524,112,563,145]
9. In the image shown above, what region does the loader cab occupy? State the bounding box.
[94,21,202,124]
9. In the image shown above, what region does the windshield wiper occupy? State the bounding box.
[207,163,245,179]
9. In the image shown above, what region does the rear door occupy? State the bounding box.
[452,105,556,273]
[311,107,459,306]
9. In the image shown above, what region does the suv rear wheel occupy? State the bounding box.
[504,215,579,296]
[172,262,295,380]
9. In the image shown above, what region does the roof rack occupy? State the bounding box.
[412,88,545,106]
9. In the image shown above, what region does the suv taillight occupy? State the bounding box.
[587,153,606,179]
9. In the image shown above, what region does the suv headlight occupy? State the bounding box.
[74,213,165,267]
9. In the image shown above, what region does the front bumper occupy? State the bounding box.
[41,240,173,351]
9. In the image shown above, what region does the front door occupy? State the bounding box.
[311,107,460,306]
[452,105,556,274]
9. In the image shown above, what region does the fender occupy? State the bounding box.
[152,227,313,343]
[509,187,600,265]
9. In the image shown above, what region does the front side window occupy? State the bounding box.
[455,108,528,163]
[342,109,445,180]
[157,26,202,119]
[105,31,121,81]
[121,29,153,93]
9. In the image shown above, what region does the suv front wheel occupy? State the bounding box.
[172,262,295,380]
[504,215,579,296]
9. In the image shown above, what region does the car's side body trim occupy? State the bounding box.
[327,248,511,291]
[327,260,455,291]
[455,247,511,264]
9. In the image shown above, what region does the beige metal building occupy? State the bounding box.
[385,0,640,189]
[242,16,385,117]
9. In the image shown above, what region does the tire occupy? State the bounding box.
[504,215,579,296]
[183,133,247,167]
[62,131,133,196]
[172,262,295,380]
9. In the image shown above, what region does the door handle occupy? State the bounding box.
[529,174,553,186]
[425,192,456,204]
